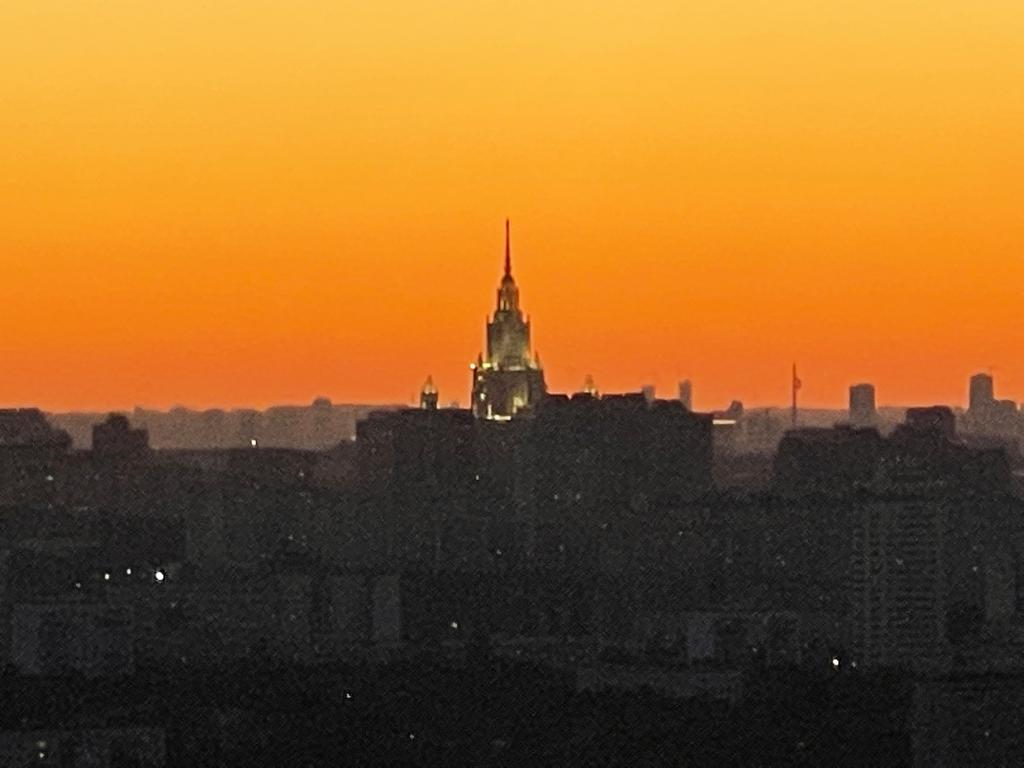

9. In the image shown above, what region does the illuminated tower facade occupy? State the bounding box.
[471,220,546,419]
[419,376,438,410]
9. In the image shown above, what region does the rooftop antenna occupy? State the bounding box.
[791,363,802,427]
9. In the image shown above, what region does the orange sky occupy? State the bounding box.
[2,1,1023,412]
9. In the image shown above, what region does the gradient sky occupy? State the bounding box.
[2,1,1023,412]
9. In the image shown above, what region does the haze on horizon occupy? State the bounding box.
[2,1,1022,413]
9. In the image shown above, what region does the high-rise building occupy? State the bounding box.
[357,408,479,565]
[849,383,877,425]
[964,372,1020,438]
[419,376,438,411]
[471,221,546,420]
[523,392,714,565]
[678,380,693,411]
[850,498,950,673]
[969,373,995,410]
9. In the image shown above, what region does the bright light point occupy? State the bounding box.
[154,570,165,582]
[126,568,132,576]
[103,573,110,581]
[450,621,459,630]
[45,475,54,482]
[344,692,352,700]
[408,733,415,740]
[831,657,840,669]
[74,582,81,589]
[251,438,258,447]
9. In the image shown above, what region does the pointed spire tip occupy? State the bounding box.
[504,218,511,276]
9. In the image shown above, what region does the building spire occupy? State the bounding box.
[504,218,511,277]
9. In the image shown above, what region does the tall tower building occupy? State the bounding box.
[850,499,950,673]
[969,373,994,411]
[849,383,877,426]
[419,376,438,411]
[678,380,693,411]
[471,220,546,419]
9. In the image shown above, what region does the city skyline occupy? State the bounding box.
[3,226,1019,414]
[4,216,1018,414]
[3,1,1024,411]
[4,4,1024,764]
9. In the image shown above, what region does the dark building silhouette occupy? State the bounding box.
[851,496,950,673]
[524,392,713,567]
[776,406,1010,499]
[849,383,876,426]
[717,400,744,421]
[0,408,71,453]
[8,237,1024,767]
[471,220,546,420]
[92,413,150,458]
[969,372,995,410]
[353,388,717,572]
[900,405,958,442]
[849,412,1016,674]
[49,401,400,450]
[880,406,1012,493]
[768,405,1019,678]
[0,409,73,507]
[357,407,482,566]
[963,371,1020,443]
[678,379,693,411]
[528,392,714,508]
[773,426,883,498]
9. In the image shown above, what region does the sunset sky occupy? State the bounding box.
[2,1,1022,412]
